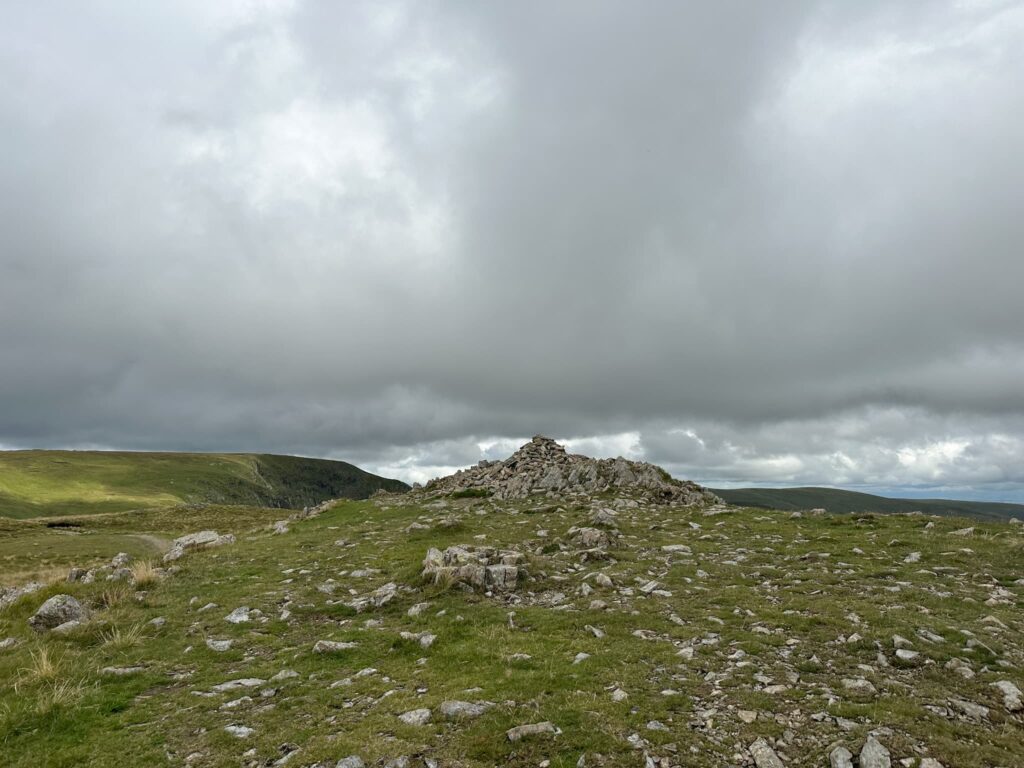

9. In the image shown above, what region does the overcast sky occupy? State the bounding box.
[2,1,1024,499]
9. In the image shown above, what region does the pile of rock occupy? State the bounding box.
[0,581,45,611]
[67,551,140,584]
[422,546,524,592]
[421,436,719,506]
[163,530,235,562]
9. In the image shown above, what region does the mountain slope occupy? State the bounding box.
[0,438,1021,767]
[0,450,408,518]
[711,486,1024,522]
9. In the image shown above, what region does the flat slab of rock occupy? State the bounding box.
[212,678,266,692]
[506,721,557,741]
[101,666,146,676]
[164,531,235,562]
[313,640,358,653]
[439,700,494,719]
[398,708,431,726]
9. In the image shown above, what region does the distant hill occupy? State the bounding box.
[711,486,1024,522]
[0,450,408,519]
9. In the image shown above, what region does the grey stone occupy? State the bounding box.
[398,708,431,726]
[313,640,358,654]
[506,721,557,741]
[859,735,891,768]
[829,746,854,768]
[28,594,87,631]
[439,700,494,719]
[749,737,785,768]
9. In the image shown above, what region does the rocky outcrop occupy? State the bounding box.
[164,531,236,562]
[422,546,524,591]
[421,436,719,505]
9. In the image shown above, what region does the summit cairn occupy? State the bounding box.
[422,435,719,506]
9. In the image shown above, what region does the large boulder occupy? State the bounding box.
[28,594,88,632]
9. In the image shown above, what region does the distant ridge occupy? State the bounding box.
[0,450,409,519]
[711,485,1024,522]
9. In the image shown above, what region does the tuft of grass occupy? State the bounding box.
[100,622,145,650]
[98,584,133,610]
[17,648,63,688]
[129,560,160,588]
[34,679,87,716]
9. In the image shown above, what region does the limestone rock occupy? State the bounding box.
[991,680,1023,711]
[859,735,891,768]
[398,708,431,726]
[28,594,87,632]
[313,640,358,654]
[506,721,557,741]
[829,746,854,768]
[423,546,523,591]
[749,737,784,768]
[439,700,494,719]
[164,531,235,562]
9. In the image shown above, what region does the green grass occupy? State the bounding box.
[712,486,1024,522]
[0,495,1021,766]
[0,451,408,519]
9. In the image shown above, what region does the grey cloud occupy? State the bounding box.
[2,1,1023,498]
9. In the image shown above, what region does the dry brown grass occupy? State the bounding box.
[16,648,62,689]
[129,559,160,587]
[98,583,133,610]
[33,679,86,715]
[100,622,145,650]
[1,564,69,589]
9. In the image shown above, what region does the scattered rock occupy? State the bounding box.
[224,607,251,624]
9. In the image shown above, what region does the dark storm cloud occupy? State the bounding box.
[2,1,1024,497]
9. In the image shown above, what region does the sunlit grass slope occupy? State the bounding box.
[0,451,407,519]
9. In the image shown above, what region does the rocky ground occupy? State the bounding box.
[1,439,1022,767]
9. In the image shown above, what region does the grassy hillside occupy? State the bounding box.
[0,493,1021,767]
[0,451,408,519]
[712,486,1024,522]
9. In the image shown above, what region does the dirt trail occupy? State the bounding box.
[128,533,171,552]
